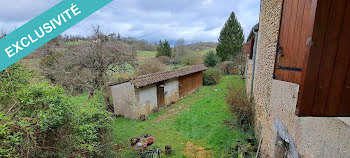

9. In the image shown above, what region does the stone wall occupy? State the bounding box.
[164,78,180,105]
[253,0,350,157]
[136,84,158,118]
[111,82,138,119]
[245,58,253,97]
[252,1,282,155]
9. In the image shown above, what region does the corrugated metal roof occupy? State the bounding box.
[109,65,207,88]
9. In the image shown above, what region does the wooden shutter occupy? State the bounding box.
[249,36,255,59]
[274,0,313,84]
[297,0,350,116]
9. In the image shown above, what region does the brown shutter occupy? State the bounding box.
[274,0,313,84]
[273,0,350,116]
[249,36,255,59]
[297,0,350,116]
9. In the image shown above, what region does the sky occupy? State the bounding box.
[0,0,260,44]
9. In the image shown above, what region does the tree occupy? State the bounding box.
[216,12,244,61]
[173,38,186,61]
[0,29,6,39]
[156,39,172,57]
[156,40,164,57]
[204,50,220,67]
[163,40,172,57]
[40,25,137,97]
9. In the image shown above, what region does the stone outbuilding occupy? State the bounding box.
[109,65,207,119]
[246,0,350,157]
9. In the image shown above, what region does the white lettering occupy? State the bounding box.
[52,15,62,26]
[61,13,67,22]
[5,46,15,58]
[20,37,30,48]
[50,20,56,29]
[34,27,45,38]
[43,23,53,33]
[28,34,38,43]
[71,3,81,16]
[12,41,23,53]
[63,9,72,19]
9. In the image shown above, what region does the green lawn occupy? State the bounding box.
[112,76,254,157]
[137,50,157,58]
[166,65,188,71]
[199,49,216,56]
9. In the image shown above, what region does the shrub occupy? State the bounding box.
[204,51,220,67]
[225,87,253,130]
[156,56,172,65]
[180,52,203,65]
[218,61,236,75]
[135,58,167,76]
[203,67,223,85]
[0,64,114,157]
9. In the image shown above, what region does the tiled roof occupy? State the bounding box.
[109,65,207,88]
[131,64,207,88]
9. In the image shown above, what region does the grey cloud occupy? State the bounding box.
[0,0,260,43]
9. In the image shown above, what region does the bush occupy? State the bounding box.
[218,61,236,75]
[226,87,253,130]
[135,58,167,76]
[156,56,172,65]
[203,67,223,85]
[204,51,220,67]
[0,64,114,157]
[180,52,203,65]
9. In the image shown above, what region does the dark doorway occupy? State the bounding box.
[157,82,165,107]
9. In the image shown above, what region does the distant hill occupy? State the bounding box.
[184,42,217,52]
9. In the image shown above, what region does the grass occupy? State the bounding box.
[112,75,254,157]
[166,65,188,71]
[137,50,157,59]
[65,41,83,45]
[199,49,216,56]
[18,58,41,73]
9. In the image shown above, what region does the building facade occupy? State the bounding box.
[109,65,207,119]
[246,0,350,157]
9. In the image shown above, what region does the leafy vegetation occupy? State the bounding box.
[225,84,256,157]
[137,50,157,58]
[203,67,223,85]
[156,40,172,57]
[216,12,244,61]
[204,50,220,67]
[0,64,114,157]
[218,61,236,75]
[40,26,137,96]
[226,86,254,130]
[113,76,256,157]
[135,58,167,76]
[180,52,203,66]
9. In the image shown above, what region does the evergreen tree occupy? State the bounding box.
[156,40,164,57]
[156,39,172,57]
[163,40,172,57]
[216,12,244,61]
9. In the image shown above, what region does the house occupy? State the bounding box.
[244,23,259,97]
[109,65,207,119]
[246,0,350,157]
